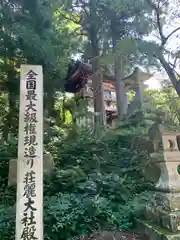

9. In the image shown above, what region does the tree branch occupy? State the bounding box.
[165,27,180,42]
[148,1,180,46]
[60,12,81,25]
[146,0,167,46]
[155,8,166,45]
[172,56,178,69]
[168,62,180,78]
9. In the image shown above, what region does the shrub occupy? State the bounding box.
[0,126,151,240]
[0,206,15,240]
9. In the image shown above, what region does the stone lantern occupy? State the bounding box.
[122,67,152,116]
[137,126,180,239]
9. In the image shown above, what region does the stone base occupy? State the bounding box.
[143,192,180,232]
[145,205,180,232]
[144,191,180,212]
[136,219,180,240]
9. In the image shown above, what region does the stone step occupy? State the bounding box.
[144,204,180,232]
[136,218,180,240]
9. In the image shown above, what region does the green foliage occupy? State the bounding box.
[0,0,82,139]
[0,138,17,185]
[1,0,178,239]
[0,138,16,240]
[145,87,180,124]
[0,126,151,240]
[44,193,132,240]
[0,206,15,240]
[43,127,150,238]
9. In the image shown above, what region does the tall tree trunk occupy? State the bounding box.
[91,57,106,126]
[159,54,180,98]
[89,0,106,127]
[111,24,127,120]
[114,57,127,119]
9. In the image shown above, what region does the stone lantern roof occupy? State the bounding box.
[122,67,153,90]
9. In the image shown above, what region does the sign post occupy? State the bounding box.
[16,65,43,240]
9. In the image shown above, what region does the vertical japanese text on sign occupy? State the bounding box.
[21,70,38,240]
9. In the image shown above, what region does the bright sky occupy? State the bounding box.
[145,0,180,89]
[145,76,164,90]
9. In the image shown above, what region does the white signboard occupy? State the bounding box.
[16,65,43,240]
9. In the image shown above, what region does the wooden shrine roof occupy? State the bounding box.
[64,60,115,93]
[64,60,152,93]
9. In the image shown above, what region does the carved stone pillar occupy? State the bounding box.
[137,130,180,239]
[152,132,180,192]
[133,82,147,108]
[124,93,128,115]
